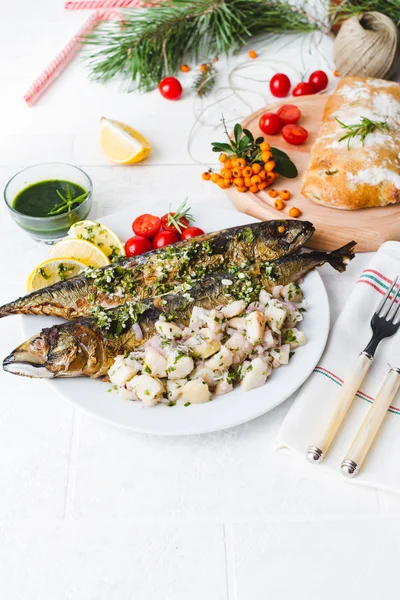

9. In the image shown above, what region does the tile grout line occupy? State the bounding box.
[224,524,237,600]
[63,408,81,520]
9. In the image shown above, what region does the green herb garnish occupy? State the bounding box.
[166,198,193,234]
[57,263,75,282]
[335,116,389,150]
[37,267,50,280]
[48,184,89,216]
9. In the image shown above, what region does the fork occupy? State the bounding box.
[307,275,400,464]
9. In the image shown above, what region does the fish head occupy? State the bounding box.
[257,220,315,260]
[3,321,107,378]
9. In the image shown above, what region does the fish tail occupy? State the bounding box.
[325,241,356,272]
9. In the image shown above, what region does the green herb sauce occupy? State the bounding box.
[13,180,87,217]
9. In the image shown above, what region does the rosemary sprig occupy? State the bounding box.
[48,185,89,216]
[335,116,390,150]
[167,199,194,233]
[84,0,317,92]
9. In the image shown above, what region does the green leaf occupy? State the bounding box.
[273,156,298,178]
[211,143,233,152]
[234,123,242,145]
[238,136,252,151]
[270,147,291,160]
[255,136,264,144]
[242,128,254,142]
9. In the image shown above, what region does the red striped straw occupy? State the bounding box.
[22,11,123,106]
[65,0,145,9]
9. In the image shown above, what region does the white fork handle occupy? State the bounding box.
[307,353,372,463]
[341,368,400,477]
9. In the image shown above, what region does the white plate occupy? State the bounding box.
[21,202,330,435]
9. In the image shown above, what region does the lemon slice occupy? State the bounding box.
[49,238,110,268]
[68,220,125,260]
[26,258,86,292]
[100,117,152,164]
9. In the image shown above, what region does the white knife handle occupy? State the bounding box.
[341,368,400,477]
[307,353,372,463]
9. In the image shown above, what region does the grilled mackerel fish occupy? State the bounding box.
[3,241,355,379]
[0,220,314,320]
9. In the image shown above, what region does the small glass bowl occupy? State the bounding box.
[4,163,93,244]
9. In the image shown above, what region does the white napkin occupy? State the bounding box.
[275,241,400,495]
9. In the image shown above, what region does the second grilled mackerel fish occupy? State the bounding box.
[0,220,314,320]
[3,241,355,379]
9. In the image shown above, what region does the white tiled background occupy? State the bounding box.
[2,2,400,599]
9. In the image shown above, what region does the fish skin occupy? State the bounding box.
[3,241,355,380]
[0,220,314,320]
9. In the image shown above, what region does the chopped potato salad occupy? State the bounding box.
[108,282,306,407]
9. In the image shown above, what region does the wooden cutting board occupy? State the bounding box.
[224,94,400,252]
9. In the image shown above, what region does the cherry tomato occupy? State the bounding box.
[158,77,183,100]
[125,235,152,257]
[161,213,189,234]
[281,124,309,145]
[292,82,315,96]
[153,230,179,249]
[308,70,328,92]
[259,112,283,135]
[132,214,161,238]
[180,226,205,240]
[276,104,301,124]
[269,73,291,98]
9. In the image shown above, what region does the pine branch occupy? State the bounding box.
[331,0,400,26]
[84,0,317,92]
[192,60,218,97]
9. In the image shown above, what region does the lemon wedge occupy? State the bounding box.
[68,220,125,260]
[26,258,87,292]
[49,238,110,268]
[100,117,152,164]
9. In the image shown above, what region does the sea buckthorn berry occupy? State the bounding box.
[249,50,257,59]
[261,151,273,163]
[259,170,266,180]
[233,177,244,187]
[242,166,253,177]
[236,158,247,169]
[211,173,221,183]
[259,141,270,152]
[218,178,231,189]
[221,168,232,179]
[279,189,291,200]
[180,64,191,72]
[274,199,285,210]
[264,160,276,172]
[249,185,259,193]
[237,186,247,192]
[334,70,340,77]
[244,177,252,187]
[278,225,286,233]
[219,153,227,163]
[289,207,301,217]
[200,63,208,73]
[232,167,242,177]
[258,182,268,191]
[251,175,262,185]
[266,172,275,182]
[202,171,211,180]
[252,163,262,174]
[224,160,232,169]
[268,188,278,198]
[230,157,238,168]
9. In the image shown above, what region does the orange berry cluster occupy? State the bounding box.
[202,142,279,193]
[266,188,301,217]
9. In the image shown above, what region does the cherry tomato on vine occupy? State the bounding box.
[292,82,315,96]
[269,73,291,98]
[153,230,179,249]
[281,124,309,145]
[180,226,205,240]
[308,70,328,92]
[276,104,301,124]
[161,213,189,234]
[125,235,152,257]
[259,112,283,135]
[158,77,183,100]
[132,214,161,238]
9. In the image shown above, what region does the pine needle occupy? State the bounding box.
[83,0,317,92]
[331,0,400,26]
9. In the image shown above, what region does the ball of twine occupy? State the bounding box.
[334,11,399,80]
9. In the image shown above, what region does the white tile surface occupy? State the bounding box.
[0,522,227,600]
[232,520,400,600]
